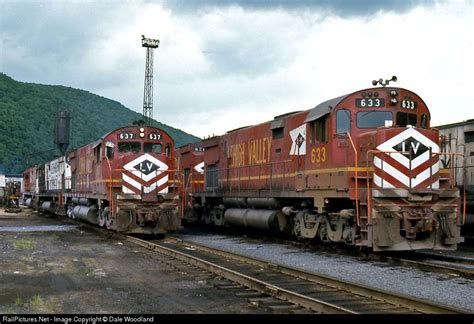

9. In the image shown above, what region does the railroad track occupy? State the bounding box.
[180,226,474,279]
[125,235,467,314]
[43,207,474,280]
[26,212,471,313]
[378,250,474,279]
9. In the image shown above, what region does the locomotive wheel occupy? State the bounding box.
[67,206,75,219]
[98,212,106,227]
[203,212,211,225]
[103,207,113,229]
[106,217,112,229]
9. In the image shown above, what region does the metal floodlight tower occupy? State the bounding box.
[141,35,160,125]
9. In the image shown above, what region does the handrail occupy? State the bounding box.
[183,172,192,218]
[346,132,360,227]
[105,155,114,217]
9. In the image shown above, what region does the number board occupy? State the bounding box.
[401,99,417,110]
[148,133,161,140]
[118,132,135,140]
[355,98,385,108]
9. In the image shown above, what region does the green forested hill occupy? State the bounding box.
[0,73,200,174]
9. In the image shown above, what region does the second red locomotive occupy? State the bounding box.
[177,79,465,251]
[23,125,180,234]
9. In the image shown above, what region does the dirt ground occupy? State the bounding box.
[0,208,271,314]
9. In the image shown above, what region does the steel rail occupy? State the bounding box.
[256,232,474,279]
[126,235,353,314]
[379,254,474,279]
[126,235,467,314]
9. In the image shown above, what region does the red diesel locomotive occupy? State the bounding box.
[178,79,465,251]
[23,125,180,234]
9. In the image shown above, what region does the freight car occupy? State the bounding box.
[436,119,474,232]
[23,125,180,234]
[177,78,465,251]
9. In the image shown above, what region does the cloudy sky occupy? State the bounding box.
[1,0,473,138]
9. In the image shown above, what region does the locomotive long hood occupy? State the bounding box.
[373,127,440,190]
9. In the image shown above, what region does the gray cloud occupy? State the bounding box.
[1,0,472,139]
[163,0,438,17]
[1,1,129,87]
[187,10,306,77]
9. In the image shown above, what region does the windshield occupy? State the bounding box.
[118,142,141,153]
[396,112,417,127]
[356,111,392,128]
[144,142,162,154]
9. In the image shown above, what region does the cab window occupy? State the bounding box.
[118,142,141,153]
[336,109,351,134]
[357,111,392,128]
[105,141,115,160]
[420,114,428,128]
[144,142,162,154]
[95,143,102,163]
[272,127,284,139]
[314,114,329,143]
[396,112,417,127]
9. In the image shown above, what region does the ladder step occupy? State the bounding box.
[354,175,372,179]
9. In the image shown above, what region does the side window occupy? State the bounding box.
[165,144,171,157]
[336,109,351,134]
[272,127,284,139]
[465,131,474,143]
[314,115,329,143]
[95,143,102,163]
[105,141,115,160]
[421,114,428,128]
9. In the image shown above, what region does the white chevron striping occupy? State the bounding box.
[142,175,169,193]
[374,174,395,188]
[374,156,409,187]
[376,128,439,169]
[411,163,439,187]
[122,173,169,193]
[122,173,142,190]
[374,156,439,189]
[122,186,136,194]
[122,153,169,182]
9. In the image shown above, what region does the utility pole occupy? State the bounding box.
[141,35,160,125]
